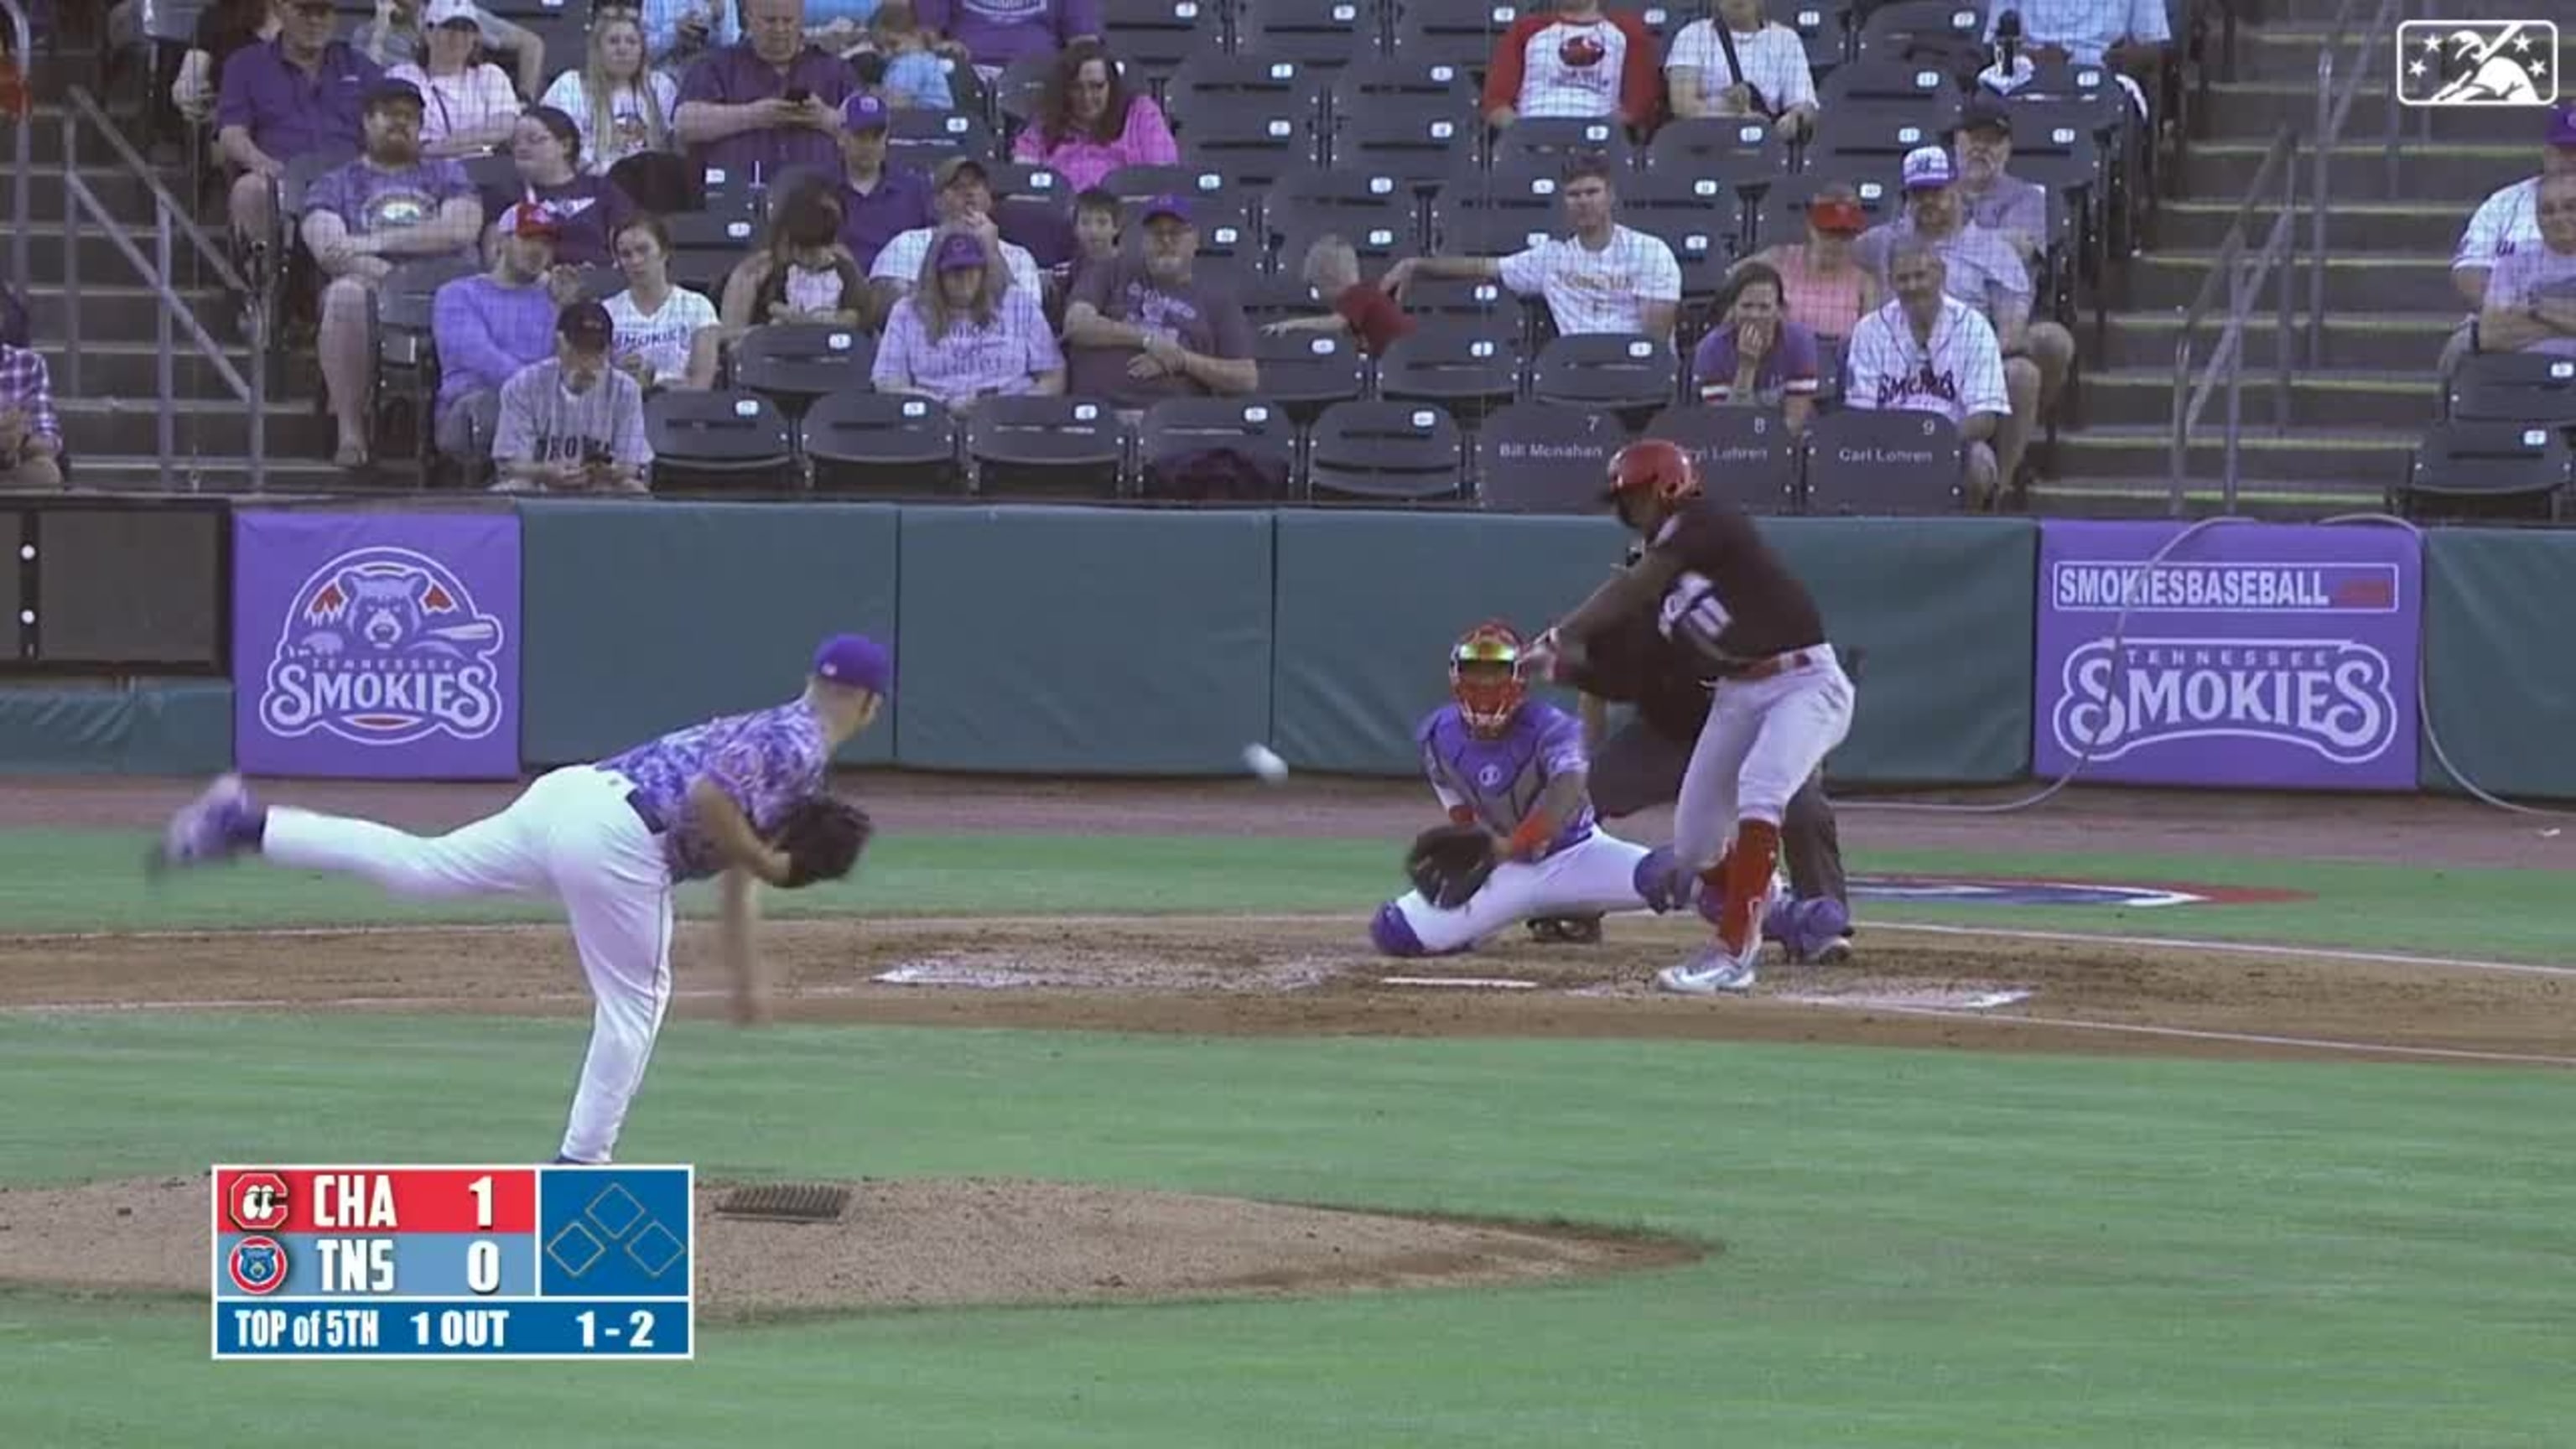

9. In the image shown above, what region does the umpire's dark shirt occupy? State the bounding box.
[1565,611,1714,744]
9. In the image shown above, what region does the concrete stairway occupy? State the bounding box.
[2036,2,2564,517]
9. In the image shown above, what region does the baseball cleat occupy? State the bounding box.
[153,773,259,873]
[1655,944,1758,995]
[1527,915,1604,944]
[1811,936,1854,965]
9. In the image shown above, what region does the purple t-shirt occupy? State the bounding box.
[480,173,636,269]
[216,39,382,163]
[674,43,858,185]
[1417,701,1597,855]
[301,157,478,244]
[914,0,1102,67]
[599,699,834,881]
[1690,319,1821,405]
[430,273,560,418]
[837,168,935,274]
[1064,257,1254,407]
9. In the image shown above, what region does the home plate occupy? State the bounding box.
[1778,987,2034,1011]
[1378,976,1540,990]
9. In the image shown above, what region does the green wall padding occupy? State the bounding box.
[0,680,234,774]
[2419,528,2576,801]
[1272,513,2036,784]
[517,501,901,768]
[893,506,1273,773]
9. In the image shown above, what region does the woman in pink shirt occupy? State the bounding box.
[1008,39,1176,192]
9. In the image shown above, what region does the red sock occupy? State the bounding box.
[1707,820,1779,953]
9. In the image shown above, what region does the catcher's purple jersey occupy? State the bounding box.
[600,699,831,880]
[1417,702,1597,854]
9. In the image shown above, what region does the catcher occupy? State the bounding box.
[153,632,888,1166]
[1370,621,1695,958]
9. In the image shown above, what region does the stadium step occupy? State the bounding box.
[24,283,240,346]
[43,341,293,402]
[2151,195,2470,253]
[2048,423,2420,486]
[2193,79,2549,145]
[21,226,255,288]
[55,397,335,463]
[2026,475,2387,522]
[2072,366,2441,429]
[2091,310,2459,371]
[2179,138,2533,200]
[2120,251,2460,312]
[15,165,200,227]
[2235,24,2573,85]
[65,454,363,495]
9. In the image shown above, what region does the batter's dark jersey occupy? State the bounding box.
[1566,609,1715,741]
[1641,497,1827,669]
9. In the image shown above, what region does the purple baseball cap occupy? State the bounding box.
[813,633,894,697]
[2551,102,2576,148]
[841,93,890,133]
[1141,193,1193,226]
[933,231,986,271]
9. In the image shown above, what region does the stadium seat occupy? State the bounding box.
[1427,208,1558,267]
[1306,400,1468,501]
[1375,318,1524,423]
[1807,103,1961,170]
[886,109,998,172]
[1236,0,1393,69]
[1271,165,1420,237]
[1817,55,1960,112]
[1643,117,1789,189]
[1802,408,1967,515]
[1472,400,1623,512]
[1430,161,1562,239]
[964,395,1126,496]
[1643,404,1802,513]
[1622,173,1749,299]
[1178,110,1322,191]
[1134,397,1298,500]
[1486,117,1633,174]
[1752,170,1896,250]
[730,325,875,418]
[984,162,1073,210]
[1388,0,1518,75]
[1165,55,1327,134]
[1238,273,1332,326]
[1328,55,1481,117]
[1329,95,1477,182]
[646,390,802,494]
[2449,354,2576,428]
[1100,0,1223,75]
[801,392,963,496]
[1404,275,1520,324]
[372,255,483,467]
[1251,329,1368,422]
[2394,420,2573,523]
[1097,163,1238,205]
[993,51,1057,129]
[1530,334,1679,426]
[1853,1,1984,67]
[662,210,761,293]
[1273,216,1412,281]
[1784,3,1849,81]
[1175,203,1265,268]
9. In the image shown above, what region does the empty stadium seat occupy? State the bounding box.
[1473,400,1623,512]
[662,210,761,293]
[984,162,1073,208]
[1101,0,1224,75]
[730,325,875,418]
[1329,55,1481,115]
[2395,420,2573,523]
[1375,318,1524,422]
[1807,103,1960,169]
[886,109,998,171]
[1622,173,1749,299]
[1235,0,1391,68]
[1273,216,1412,281]
[1306,400,1468,501]
[1165,55,1328,133]
[1643,404,1802,513]
[1643,117,1789,188]
[1854,1,1984,67]
[1271,165,1419,236]
[2449,354,2576,428]
[1237,273,1332,326]
[372,255,483,466]
[1329,94,1477,181]
[1486,117,1633,174]
[1178,108,1322,190]
[1252,329,1368,422]
[646,391,802,494]
[801,392,964,496]
[1802,408,1967,515]
[1134,397,1298,500]
[1097,163,1238,205]
[1818,55,1961,112]
[1389,0,1517,75]
[1784,3,1849,80]
[1530,334,1679,424]
[964,395,1126,496]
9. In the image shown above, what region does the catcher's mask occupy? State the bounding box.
[1602,439,1702,529]
[1450,621,1528,735]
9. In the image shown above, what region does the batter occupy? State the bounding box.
[1369,621,1689,957]
[1530,440,1857,994]
[152,633,892,1163]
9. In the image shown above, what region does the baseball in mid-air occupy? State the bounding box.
[1242,744,1290,784]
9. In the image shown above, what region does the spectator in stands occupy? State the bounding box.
[1009,40,1175,192]
[1950,91,2048,267]
[1744,185,1882,346]
[1483,0,1663,133]
[915,0,1097,77]
[491,300,655,493]
[359,0,543,96]
[641,0,738,74]
[299,79,485,467]
[870,231,1066,409]
[0,340,65,490]
[1262,235,1415,356]
[482,106,637,268]
[719,180,870,339]
[832,94,932,273]
[387,0,522,158]
[1846,237,2008,507]
[606,214,721,390]
[675,0,859,186]
[1664,0,1817,142]
[175,0,281,132]
[1062,195,1259,410]
[1691,261,1819,429]
[802,0,880,56]
[2444,104,2576,377]
[218,0,382,263]
[1857,146,2070,491]
[1061,186,1120,288]
[860,2,955,109]
[1382,156,1680,340]
[539,10,680,174]
[2475,172,2576,360]
[434,201,579,460]
[870,157,1047,311]
[1987,0,2168,76]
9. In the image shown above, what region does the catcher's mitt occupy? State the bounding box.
[1405,823,1498,911]
[774,797,874,889]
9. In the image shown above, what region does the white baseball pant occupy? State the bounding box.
[1374,830,1657,956]
[1672,655,1857,876]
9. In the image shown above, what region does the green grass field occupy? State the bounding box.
[3,828,2571,1446]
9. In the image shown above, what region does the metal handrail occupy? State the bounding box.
[2306,0,2405,365]
[57,85,267,491]
[0,0,34,294]
[2166,122,2298,515]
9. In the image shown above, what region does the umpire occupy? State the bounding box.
[1549,594,1857,963]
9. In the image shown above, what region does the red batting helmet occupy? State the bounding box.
[1602,438,1702,508]
[1449,620,1528,735]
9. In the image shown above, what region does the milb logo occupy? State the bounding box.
[2052,637,2399,765]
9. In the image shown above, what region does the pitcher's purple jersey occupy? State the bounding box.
[1417,702,1597,854]
[600,699,831,881]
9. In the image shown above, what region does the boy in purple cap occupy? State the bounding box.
[153,631,895,1165]
[834,92,933,274]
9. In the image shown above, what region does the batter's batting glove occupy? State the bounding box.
[773,797,873,889]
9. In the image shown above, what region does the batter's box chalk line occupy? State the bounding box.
[1776,987,2036,1012]
[1376,976,1541,989]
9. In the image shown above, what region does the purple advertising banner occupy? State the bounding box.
[2033,521,2421,791]
[232,512,522,780]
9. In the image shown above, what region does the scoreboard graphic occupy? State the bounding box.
[210,1164,694,1361]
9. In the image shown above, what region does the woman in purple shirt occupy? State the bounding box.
[917,0,1098,75]
[1008,39,1176,191]
[870,230,1065,408]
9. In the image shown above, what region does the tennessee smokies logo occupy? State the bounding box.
[2052,636,2399,765]
[260,547,506,745]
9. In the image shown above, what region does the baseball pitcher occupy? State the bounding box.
[1528,439,1857,995]
[1369,621,1695,958]
[152,632,891,1165]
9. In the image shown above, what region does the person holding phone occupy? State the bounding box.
[673,0,856,184]
[491,300,654,493]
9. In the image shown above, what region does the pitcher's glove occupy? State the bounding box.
[1405,823,1498,910]
[775,797,873,889]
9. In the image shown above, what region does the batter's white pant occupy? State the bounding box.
[1374,830,1656,956]
[261,765,675,1165]
[1673,656,1857,875]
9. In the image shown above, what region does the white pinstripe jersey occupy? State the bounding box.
[1843,296,2011,423]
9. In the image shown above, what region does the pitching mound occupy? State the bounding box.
[0,1176,1698,1318]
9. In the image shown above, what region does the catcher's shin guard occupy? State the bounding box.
[1701,819,1781,955]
